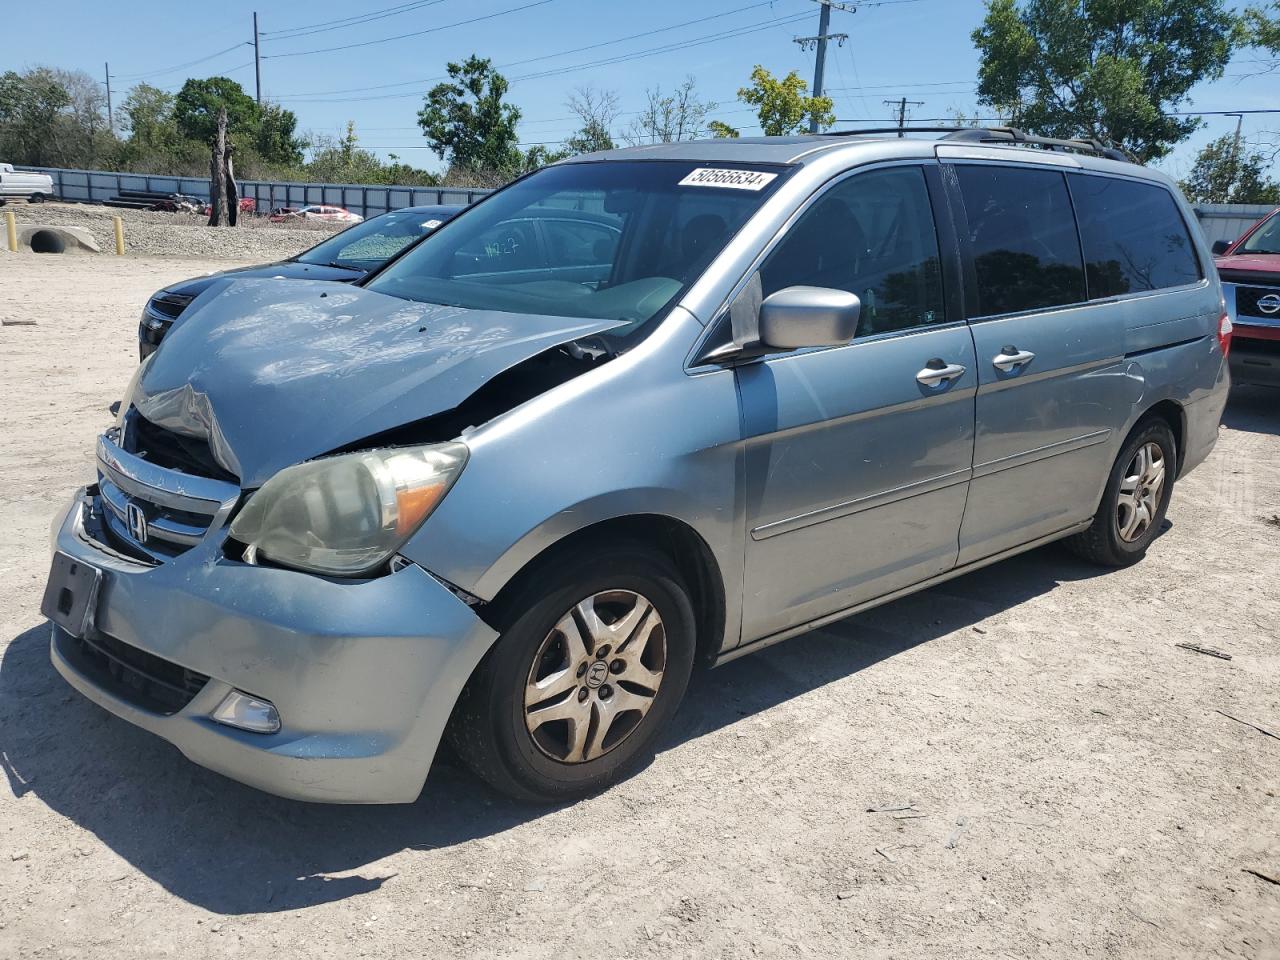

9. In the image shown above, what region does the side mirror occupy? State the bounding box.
[1211,239,1232,256]
[758,286,861,351]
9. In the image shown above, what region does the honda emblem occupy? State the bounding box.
[126,502,148,544]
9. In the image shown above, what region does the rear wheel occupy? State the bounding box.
[448,545,696,802]
[1065,419,1176,566]
[29,193,47,204]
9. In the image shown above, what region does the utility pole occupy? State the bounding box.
[104,62,113,132]
[795,1,853,133]
[884,96,924,137]
[253,12,262,105]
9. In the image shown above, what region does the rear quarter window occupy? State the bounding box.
[1068,175,1202,298]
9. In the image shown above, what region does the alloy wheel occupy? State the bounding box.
[523,590,666,763]
[1116,441,1166,543]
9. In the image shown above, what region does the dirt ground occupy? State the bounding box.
[1,253,1277,960]
[3,202,341,260]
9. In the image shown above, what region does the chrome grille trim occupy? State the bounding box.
[97,434,239,515]
[99,477,206,547]
[94,432,240,559]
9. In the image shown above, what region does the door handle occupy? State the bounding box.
[916,360,967,387]
[992,346,1035,372]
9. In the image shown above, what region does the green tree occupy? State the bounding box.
[173,77,259,146]
[417,56,522,175]
[733,66,835,136]
[972,0,1236,162]
[0,68,71,164]
[708,120,741,139]
[120,83,177,151]
[1242,2,1280,53]
[519,144,570,172]
[307,123,441,186]
[1179,134,1280,203]
[256,102,303,166]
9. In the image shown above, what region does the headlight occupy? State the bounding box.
[229,442,468,576]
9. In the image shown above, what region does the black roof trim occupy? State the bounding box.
[822,125,1135,164]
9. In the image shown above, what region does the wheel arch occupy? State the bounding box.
[478,513,729,668]
[1135,398,1186,474]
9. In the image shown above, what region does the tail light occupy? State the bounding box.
[1217,311,1233,357]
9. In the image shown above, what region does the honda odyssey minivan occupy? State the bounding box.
[43,128,1231,803]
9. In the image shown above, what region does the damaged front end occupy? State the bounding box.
[45,276,624,802]
[104,277,619,575]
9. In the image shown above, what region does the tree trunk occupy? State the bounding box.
[225,151,239,227]
[207,107,229,227]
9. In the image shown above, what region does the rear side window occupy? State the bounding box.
[956,165,1085,316]
[760,165,946,336]
[1069,175,1202,297]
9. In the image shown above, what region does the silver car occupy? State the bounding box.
[43,129,1231,803]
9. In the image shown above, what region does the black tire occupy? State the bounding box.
[448,543,696,803]
[1065,418,1176,567]
[29,193,46,204]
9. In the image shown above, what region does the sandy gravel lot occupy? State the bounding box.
[4,202,342,260]
[1,253,1278,960]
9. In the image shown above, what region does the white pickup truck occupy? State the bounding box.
[0,163,55,203]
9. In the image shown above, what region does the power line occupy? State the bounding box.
[274,2,797,100]
[503,1,789,71]
[112,42,252,81]
[276,11,813,103]
[262,0,452,40]
[509,13,814,83]
[262,0,556,59]
[156,62,257,93]
[825,80,975,91]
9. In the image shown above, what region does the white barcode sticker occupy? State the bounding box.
[677,168,778,191]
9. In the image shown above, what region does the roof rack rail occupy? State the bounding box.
[823,125,1135,164]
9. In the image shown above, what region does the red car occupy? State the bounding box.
[1214,207,1280,388]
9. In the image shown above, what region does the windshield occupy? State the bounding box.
[365,160,792,341]
[297,208,453,270]
[1239,212,1280,255]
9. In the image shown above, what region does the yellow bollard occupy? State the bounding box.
[4,211,15,253]
[113,216,125,255]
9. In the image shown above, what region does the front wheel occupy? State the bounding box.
[448,545,696,802]
[1065,419,1176,567]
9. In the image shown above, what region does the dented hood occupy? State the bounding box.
[135,278,620,487]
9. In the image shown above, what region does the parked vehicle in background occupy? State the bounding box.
[44,129,1229,805]
[1214,206,1280,388]
[0,163,54,203]
[138,204,463,357]
[269,204,363,224]
[198,197,258,217]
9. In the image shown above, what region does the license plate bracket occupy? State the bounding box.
[40,552,104,638]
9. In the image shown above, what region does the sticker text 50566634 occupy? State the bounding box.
[677,168,779,191]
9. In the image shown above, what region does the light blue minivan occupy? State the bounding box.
[44,128,1231,803]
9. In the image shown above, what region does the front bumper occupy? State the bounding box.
[1230,324,1280,388]
[48,488,498,803]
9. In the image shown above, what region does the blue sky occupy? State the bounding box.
[6,0,1278,178]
